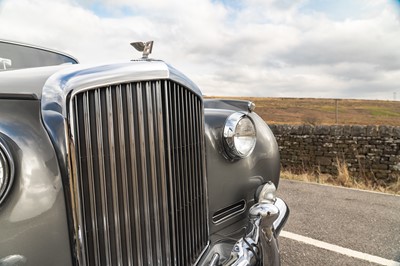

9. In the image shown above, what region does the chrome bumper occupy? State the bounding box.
[208,182,289,266]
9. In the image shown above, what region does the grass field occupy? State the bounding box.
[281,169,400,195]
[206,96,400,194]
[206,97,400,126]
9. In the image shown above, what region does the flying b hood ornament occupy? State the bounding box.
[131,41,154,59]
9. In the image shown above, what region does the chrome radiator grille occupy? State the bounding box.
[69,80,208,265]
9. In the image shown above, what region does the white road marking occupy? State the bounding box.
[280,231,400,266]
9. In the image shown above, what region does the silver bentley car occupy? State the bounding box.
[0,40,289,266]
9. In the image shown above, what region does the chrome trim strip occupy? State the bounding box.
[0,93,38,100]
[0,255,27,265]
[212,200,247,225]
[42,61,202,117]
[0,138,14,205]
[194,242,211,266]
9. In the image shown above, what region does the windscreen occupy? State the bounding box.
[0,41,78,71]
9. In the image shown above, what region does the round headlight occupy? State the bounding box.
[223,112,256,159]
[0,141,14,204]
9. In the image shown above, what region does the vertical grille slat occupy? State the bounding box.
[136,84,154,265]
[164,81,177,266]
[83,92,100,265]
[155,81,172,266]
[73,98,89,265]
[174,84,185,266]
[116,85,134,265]
[94,90,112,265]
[187,90,195,263]
[178,85,188,265]
[145,82,163,265]
[194,94,202,251]
[126,84,144,265]
[183,89,189,263]
[105,87,123,265]
[199,98,208,245]
[189,93,199,254]
[70,79,207,266]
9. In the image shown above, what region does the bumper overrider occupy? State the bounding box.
[207,182,289,266]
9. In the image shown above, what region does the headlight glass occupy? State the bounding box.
[223,112,257,159]
[0,141,13,204]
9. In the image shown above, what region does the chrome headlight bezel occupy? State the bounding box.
[223,112,257,159]
[0,139,14,205]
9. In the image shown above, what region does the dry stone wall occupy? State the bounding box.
[269,124,400,183]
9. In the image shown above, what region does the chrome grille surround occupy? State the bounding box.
[68,79,209,265]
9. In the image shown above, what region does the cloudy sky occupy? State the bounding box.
[1,0,400,100]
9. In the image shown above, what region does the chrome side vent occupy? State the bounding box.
[212,200,246,224]
[69,80,208,265]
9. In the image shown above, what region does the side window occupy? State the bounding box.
[0,41,78,71]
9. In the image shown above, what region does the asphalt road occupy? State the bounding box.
[276,179,400,266]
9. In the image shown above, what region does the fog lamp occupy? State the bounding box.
[223,112,256,159]
[0,141,14,204]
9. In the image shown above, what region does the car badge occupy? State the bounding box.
[131,41,154,59]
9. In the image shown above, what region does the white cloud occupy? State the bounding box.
[0,0,400,100]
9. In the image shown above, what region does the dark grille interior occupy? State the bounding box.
[69,80,208,265]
